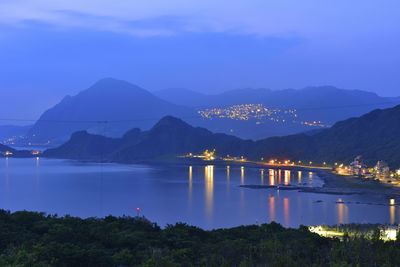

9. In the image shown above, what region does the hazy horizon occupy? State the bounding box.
[2,78,399,126]
[1,0,399,121]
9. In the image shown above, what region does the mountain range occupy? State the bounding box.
[28,78,193,144]
[3,78,400,145]
[154,86,400,123]
[44,104,400,169]
[44,116,246,162]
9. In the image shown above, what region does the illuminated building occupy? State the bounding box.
[2,151,13,156]
[375,160,390,178]
[348,155,367,176]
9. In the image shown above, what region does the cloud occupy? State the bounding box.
[0,0,399,41]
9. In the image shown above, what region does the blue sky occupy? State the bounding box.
[0,0,399,121]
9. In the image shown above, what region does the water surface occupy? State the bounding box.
[0,158,397,229]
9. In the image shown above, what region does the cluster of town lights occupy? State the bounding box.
[182,151,400,180]
[197,104,329,128]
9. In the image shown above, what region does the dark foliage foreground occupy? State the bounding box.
[0,210,399,266]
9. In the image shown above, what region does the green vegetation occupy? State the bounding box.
[331,175,389,190]
[1,210,400,266]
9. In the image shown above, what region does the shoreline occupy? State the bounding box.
[5,156,400,200]
[241,165,400,201]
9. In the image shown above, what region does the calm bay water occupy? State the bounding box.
[0,158,397,229]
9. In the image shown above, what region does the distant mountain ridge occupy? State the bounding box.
[154,86,400,140]
[45,105,400,169]
[246,104,400,168]
[44,116,243,162]
[16,79,400,144]
[28,78,194,144]
[154,86,397,108]
[155,86,399,109]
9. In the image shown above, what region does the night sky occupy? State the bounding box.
[0,0,399,121]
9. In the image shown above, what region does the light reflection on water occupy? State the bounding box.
[260,169,264,185]
[204,165,214,221]
[188,166,192,203]
[284,170,290,185]
[269,195,275,221]
[269,169,275,186]
[284,197,290,227]
[0,158,398,229]
[337,198,348,224]
[240,166,245,185]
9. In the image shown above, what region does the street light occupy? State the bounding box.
[136,207,140,217]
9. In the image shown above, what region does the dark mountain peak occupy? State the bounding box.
[70,130,91,138]
[60,95,72,103]
[44,104,400,168]
[93,77,130,86]
[66,130,114,143]
[151,116,192,131]
[29,78,193,142]
[85,78,147,95]
[122,128,142,140]
[329,104,400,129]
